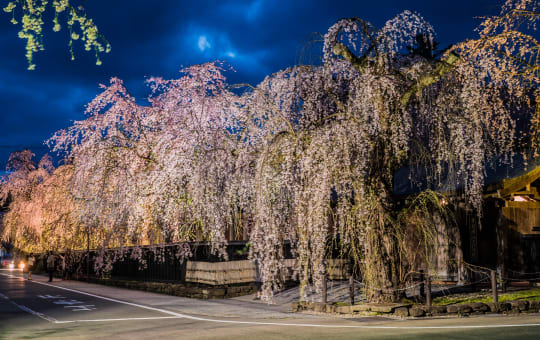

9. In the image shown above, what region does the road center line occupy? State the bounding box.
[2,273,540,329]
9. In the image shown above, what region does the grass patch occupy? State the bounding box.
[433,288,540,305]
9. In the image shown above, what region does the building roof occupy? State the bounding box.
[394,153,540,197]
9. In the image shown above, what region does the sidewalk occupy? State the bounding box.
[22,273,323,320]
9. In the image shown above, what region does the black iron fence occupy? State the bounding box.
[35,241,251,283]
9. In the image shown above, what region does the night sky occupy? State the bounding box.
[0,0,503,171]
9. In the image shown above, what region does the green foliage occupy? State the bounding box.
[433,289,540,305]
[3,0,110,69]
[236,242,250,256]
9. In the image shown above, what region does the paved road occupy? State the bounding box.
[1,269,540,339]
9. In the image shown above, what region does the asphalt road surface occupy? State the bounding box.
[1,269,540,339]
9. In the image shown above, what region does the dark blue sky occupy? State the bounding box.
[0,0,503,170]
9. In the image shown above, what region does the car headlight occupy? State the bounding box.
[19,263,25,270]
[8,263,14,269]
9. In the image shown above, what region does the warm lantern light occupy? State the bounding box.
[514,195,535,202]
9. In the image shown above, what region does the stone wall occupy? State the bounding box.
[87,277,258,299]
[293,300,540,317]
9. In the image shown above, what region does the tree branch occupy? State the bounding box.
[332,42,371,73]
[400,52,460,107]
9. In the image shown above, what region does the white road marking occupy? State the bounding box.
[1,273,186,317]
[53,299,84,305]
[1,272,540,329]
[52,315,540,329]
[7,299,58,323]
[38,294,66,299]
[55,316,181,323]
[64,304,97,311]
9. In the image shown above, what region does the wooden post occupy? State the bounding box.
[491,270,498,304]
[349,275,355,305]
[501,264,507,293]
[426,275,432,307]
[469,267,477,292]
[419,270,425,299]
[86,226,90,282]
[322,273,327,304]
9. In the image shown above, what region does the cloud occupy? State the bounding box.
[198,35,211,51]
[180,25,242,62]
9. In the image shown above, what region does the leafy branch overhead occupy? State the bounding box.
[3,0,111,70]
